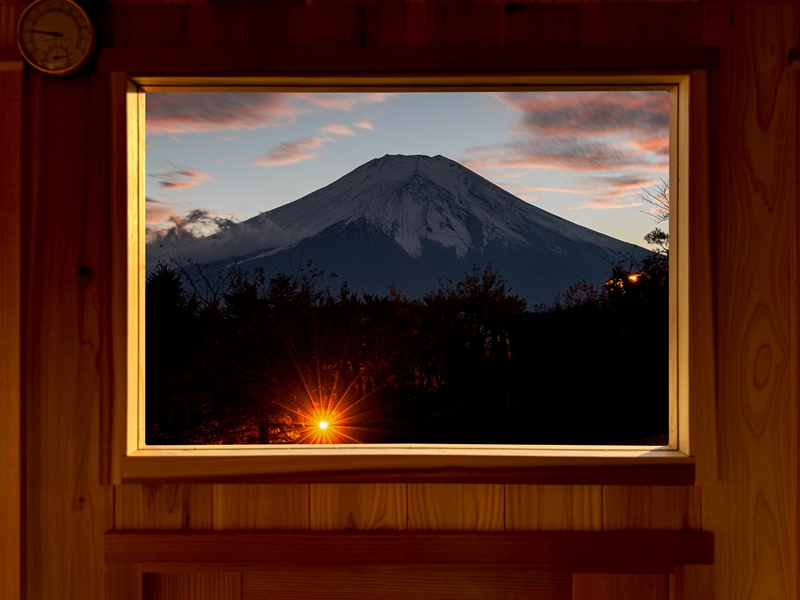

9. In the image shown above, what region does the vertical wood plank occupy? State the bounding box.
[213,484,310,530]
[144,573,241,600]
[681,68,718,484]
[407,484,503,530]
[24,70,109,600]
[603,486,701,531]
[310,484,406,530]
[0,5,21,48]
[106,563,142,600]
[702,4,799,599]
[505,486,602,531]
[113,6,187,49]
[600,486,703,598]
[284,4,362,50]
[405,3,438,49]
[0,66,22,600]
[365,3,407,50]
[504,4,580,49]
[669,565,714,600]
[573,574,668,600]
[579,5,701,48]
[115,484,213,530]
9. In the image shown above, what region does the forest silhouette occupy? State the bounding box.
[146,252,668,446]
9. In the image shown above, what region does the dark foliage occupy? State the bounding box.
[145,255,668,446]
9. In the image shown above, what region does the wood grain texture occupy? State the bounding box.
[407,484,504,530]
[98,46,721,76]
[669,565,713,600]
[701,4,798,599]
[106,563,142,600]
[120,450,696,485]
[505,486,602,531]
[573,574,669,600]
[115,484,213,529]
[143,573,242,600]
[0,68,21,600]
[310,484,406,530]
[244,567,571,600]
[579,4,701,47]
[23,70,110,600]
[598,487,702,599]
[603,487,701,530]
[212,485,310,529]
[12,3,800,599]
[105,530,714,571]
[682,68,717,484]
[0,5,21,48]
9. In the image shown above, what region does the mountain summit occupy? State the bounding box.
[157,154,649,305]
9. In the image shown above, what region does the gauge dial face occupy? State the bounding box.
[17,0,95,76]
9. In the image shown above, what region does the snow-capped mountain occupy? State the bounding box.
[155,154,650,306]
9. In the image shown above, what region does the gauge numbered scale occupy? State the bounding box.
[17,0,95,76]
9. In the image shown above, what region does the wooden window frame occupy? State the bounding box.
[105,51,716,486]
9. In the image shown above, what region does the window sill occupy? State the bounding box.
[120,447,694,485]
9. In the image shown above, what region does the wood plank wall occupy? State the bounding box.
[0,62,22,600]
[0,2,797,599]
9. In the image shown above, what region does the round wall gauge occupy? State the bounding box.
[17,0,95,77]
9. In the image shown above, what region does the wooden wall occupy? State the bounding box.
[0,1,798,599]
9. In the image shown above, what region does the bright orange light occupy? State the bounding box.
[318,420,329,430]
[627,273,641,283]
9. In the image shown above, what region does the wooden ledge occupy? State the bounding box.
[98,47,720,79]
[120,449,696,485]
[105,530,713,574]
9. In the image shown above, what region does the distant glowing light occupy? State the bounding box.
[627,273,641,283]
[318,420,329,430]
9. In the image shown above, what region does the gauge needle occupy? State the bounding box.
[31,29,64,37]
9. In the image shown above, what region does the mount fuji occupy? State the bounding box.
[157,154,650,306]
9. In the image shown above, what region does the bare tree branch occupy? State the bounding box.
[639,178,669,223]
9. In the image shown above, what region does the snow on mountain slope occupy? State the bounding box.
[242,154,632,261]
[150,154,650,305]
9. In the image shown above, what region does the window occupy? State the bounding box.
[111,71,714,484]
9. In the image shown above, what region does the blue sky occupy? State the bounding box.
[145,90,669,248]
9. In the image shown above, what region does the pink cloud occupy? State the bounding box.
[354,121,375,131]
[151,169,213,190]
[461,91,669,211]
[251,137,324,167]
[566,197,647,210]
[320,124,355,137]
[493,91,669,138]
[145,198,181,226]
[508,184,591,194]
[147,93,300,135]
[291,92,391,111]
[147,92,391,135]
[464,91,669,174]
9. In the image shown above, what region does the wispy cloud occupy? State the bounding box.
[251,137,324,167]
[251,118,366,168]
[290,92,391,111]
[147,94,298,135]
[320,123,355,138]
[149,167,213,190]
[462,91,669,210]
[353,120,375,131]
[566,197,647,210]
[147,92,391,135]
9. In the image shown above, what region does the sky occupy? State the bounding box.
[145,90,670,248]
